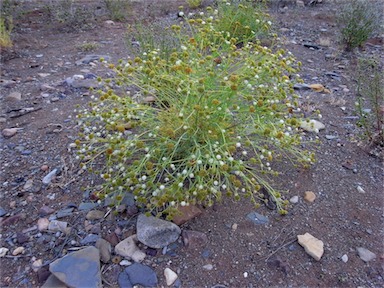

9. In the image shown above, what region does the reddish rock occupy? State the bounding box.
[182,230,208,249]
[1,213,26,227]
[39,205,55,216]
[172,205,202,225]
[105,232,120,246]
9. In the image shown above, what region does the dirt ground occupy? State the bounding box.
[0,0,383,287]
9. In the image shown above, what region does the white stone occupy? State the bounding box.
[12,246,25,256]
[203,264,213,270]
[119,260,132,266]
[32,259,43,272]
[297,233,324,261]
[0,247,9,257]
[115,234,146,262]
[38,218,50,231]
[164,268,178,286]
[341,254,348,263]
[300,120,325,133]
[356,247,376,262]
[356,186,365,194]
[289,196,299,204]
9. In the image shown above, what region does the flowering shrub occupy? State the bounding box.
[75,4,314,218]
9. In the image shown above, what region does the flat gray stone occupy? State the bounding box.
[125,262,158,287]
[136,214,181,248]
[80,234,100,245]
[75,54,111,65]
[78,202,99,211]
[0,207,7,217]
[95,238,111,263]
[356,247,376,262]
[246,212,269,225]
[49,246,102,288]
[41,274,67,288]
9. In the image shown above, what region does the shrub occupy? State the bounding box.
[45,0,95,31]
[355,57,384,147]
[0,17,12,48]
[338,0,382,51]
[186,0,203,9]
[104,0,131,22]
[213,0,272,45]
[75,6,314,218]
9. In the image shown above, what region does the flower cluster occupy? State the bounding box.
[75,3,314,218]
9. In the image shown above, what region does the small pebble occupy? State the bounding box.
[203,264,213,270]
[289,196,299,204]
[0,247,9,257]
[119,260,132,266]
[304,191,316,203]
[341,254,348,263]
[12,246,25,256]
[357,186,365,194]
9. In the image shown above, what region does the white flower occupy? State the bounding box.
[178,183,183,187]
[178,11,184,17]
[176,60,182,65]
[236,142,241,148]
[181,45,187,51]
[222,184,227,189]
[181,201,186,206]
[242,151,247,156]
[214,181,219,186]
[189,173,194,178]
[160,185,165,190]
[216,155,222,160]
[197,159,203,165]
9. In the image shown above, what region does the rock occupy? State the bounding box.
[41,275,67,288]
[16,232,29,244]
[95,238,111,263]
[203,264,213,270]
[42,169,58,185]
[246,212,269,225]
[32,259,43,272]
[164,268,178,286]
[75,54,111,65]
[39,206,55,216]
[80,234,100,245]
[122,262,158,287]
[6,91,22,101]
[48,220,68,233]
[1,213,26,226]
[293,83,311,90]
[304,191,316,202]
[357,186,365,194]
[104,20,115,25]
[182,230,208,249]
[86,210,105,220]
[172,205,202,225]
[303,43,320,50]
[0,247,9,257]
[12,246,25,256]
[289,195,299,204]
[300,120,325,133]
[356,247,376,262]
[78,202,99,211]
[136,214,181,249]
[119,259,132,266]
[56,208,74,219]
[297,233,324,261]
[105,232,120,246]
[117,271,132,288]
[115,234,146,262]
[341,254,348,263]
[41,165,49,171]
[2,128,23,138]
[49,246,102,288]
[70,79,101,89]
[0,207,7,217]
[296,0,305,7]
[37,266,51,285]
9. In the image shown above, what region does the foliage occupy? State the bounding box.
[45,0,95,31]
[0,17,13,48]
[355,57,384,146]
[75,5,314,218]
[104,0,131,22]
[186,0,203,9]
[337,0,382,51]
[77,41,99,52]
[213,0,272,45]
[127,21,181,61]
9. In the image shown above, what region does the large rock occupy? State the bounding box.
[297,233,324,261]
[49,246,102,288]
[136,214,181,248]
[115,234,146,262]
[118,263,158,288]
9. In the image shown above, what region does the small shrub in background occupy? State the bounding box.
[77,41,99,52]
[0,17,13,48]
[337,0,382,51]
[75,5,314,218]
[45,0,95,31]
[104,0,131,22]
[214,0,272,45]
[355,57,384,147]
[186,0,203,9]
